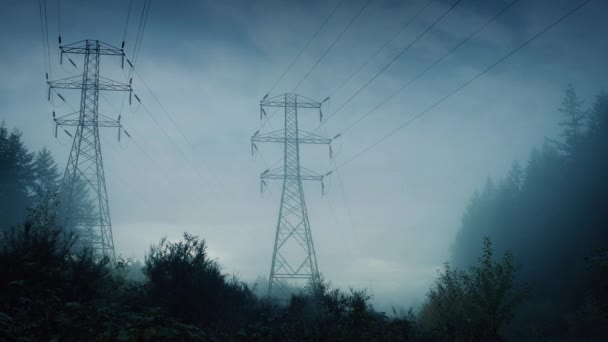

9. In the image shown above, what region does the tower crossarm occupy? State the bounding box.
[252,130,331,145]
[299,131,331,144]
[55,112,121,128]
[260,93,322,109]
[56,118,121,128]
[48,76,132,92]
[60,40,125,56]
[261,166,324,181]
[251,129,284,143]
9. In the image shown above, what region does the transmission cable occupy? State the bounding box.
[39,0,53,80]
[265,0,347,97]
[119,0,151,117]
[328,0,593,174]
[38,0,50,78]
[56,0,61,43]
[117,1,231,198]
[38,0,55,113]
[337,0,520,137]
[43,0,51,80]
[131,0,151,67]
[327,0,434,100]
[258,0,347,133]
[317,0,463,130]
[292,0,373,92]
[130,68,232,197]
[259,0,371,132]
[122,0,134,47]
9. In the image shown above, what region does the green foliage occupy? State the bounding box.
[0,206,423,341]
[0,123,34,228]
[558,84,586,154]
[8,85,608,340]
[451,87,608,339]
[254,278,418,341]
[143,233,257,327]
[0,123,96,248]
[32,147,60,197]
[420,238,527,341]
[0,203,125,340]
[586,248,608,319]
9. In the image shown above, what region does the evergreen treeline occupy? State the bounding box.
[451,86,608,339]
[0,123,93,242]
[0,124,54,228]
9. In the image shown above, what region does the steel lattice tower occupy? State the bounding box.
[48,40,132,259]
[252,93,331,296]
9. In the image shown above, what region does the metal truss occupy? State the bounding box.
[252,93,332,297]
[48,40,131,259]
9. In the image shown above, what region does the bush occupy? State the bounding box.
[264,278,417,341]
[0,202,141,340]
[143,233,256,328]
[419,237,528,341]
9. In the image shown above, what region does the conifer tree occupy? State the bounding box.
[33,147,60,197]
[588,90,608,136]
[559,84,586,154]
[0,123,34,229]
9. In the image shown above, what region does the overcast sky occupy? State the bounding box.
[1,0,606,310]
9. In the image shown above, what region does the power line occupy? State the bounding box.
[328,0,593,174]
[258,0,372,131]
[265,0,347,97]
[132,69,195,151]
[131,68,231,197]
[333,165,361,256]
[43,0,52,80]
[131,0,151,67]
[136,100,224,198]
[321,110,361,256]
[258,0,347,133]
[292,0,373,92]
[327,0,434,100]
[116,0,228,198]
[38,0,52,80]
[98,131,188,217]
[43,0,51,80]
[56,0,61,43]
[39,0,56,113]
[317,0,463,130]
[56,55,216,201]
[122,0,134,46]
[38,0,49,77]
[337,0,521,137]
[119,0,151,116]
[60,92,197,208]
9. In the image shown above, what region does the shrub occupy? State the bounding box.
[419,237,528,341]
[143,233,256,328]
[0,201,136,340]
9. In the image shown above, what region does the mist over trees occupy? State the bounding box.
[451,86,608,339]
[1,88,608,340]
[0,124,35,228]
[0,123,94,245]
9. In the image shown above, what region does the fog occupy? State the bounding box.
[1,0,607,316]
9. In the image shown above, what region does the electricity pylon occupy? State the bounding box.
[48,40,132,259]
[252,93,332,296]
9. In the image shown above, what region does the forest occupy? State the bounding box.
[1,85,606,340]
